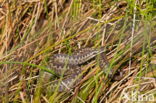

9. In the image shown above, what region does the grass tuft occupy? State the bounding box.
[0,0,156,102]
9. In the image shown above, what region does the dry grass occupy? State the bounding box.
[0,0,156,103]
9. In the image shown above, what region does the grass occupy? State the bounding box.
[0,0,156,103]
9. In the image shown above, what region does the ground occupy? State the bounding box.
[0,0,156,103]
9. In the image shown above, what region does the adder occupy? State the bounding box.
[44,47,112,91]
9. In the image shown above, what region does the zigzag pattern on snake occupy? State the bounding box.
[44,47,110,91]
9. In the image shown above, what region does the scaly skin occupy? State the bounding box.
[50,47,105,65]
[45,47,110,91]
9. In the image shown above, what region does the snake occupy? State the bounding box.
[44,47,111,92]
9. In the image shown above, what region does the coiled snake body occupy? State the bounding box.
[45,47,110,91]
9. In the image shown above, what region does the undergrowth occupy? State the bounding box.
[0,0,156,103]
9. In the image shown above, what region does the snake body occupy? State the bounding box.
[45,47,110,91]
